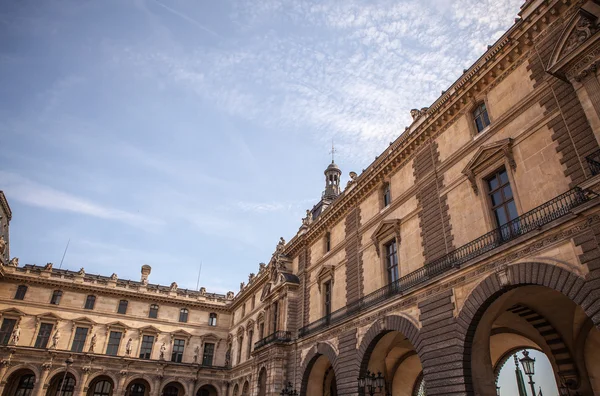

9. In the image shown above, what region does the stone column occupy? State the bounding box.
[152,375,162,396]
[116,370,128,396]
[578,65,600,118]
[76,366,92,396]
[33,363,52,396]
[0,360,12,396]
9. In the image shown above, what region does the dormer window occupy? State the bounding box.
[179,308,189,323]
[50,290,62,305]
[208,313,217,326]
[473,102,491,133]
[14,285,27,300]
[149,304,159,319]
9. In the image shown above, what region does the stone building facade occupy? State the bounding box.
[2,0,600,395]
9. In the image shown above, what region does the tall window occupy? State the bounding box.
[473,102,491,133]
[259,322,265,339]
[385,240,399,283]
[325,232,331,253]
[50,290,62,305]
[34,323,54,349]
[139,335,154,359]
[0,318,16,345]
[208,313,217,327]
[247,330,253,359]
[237,336,244,364]
[163,386,178,396]
[241,304,246,318]
[323,280,332,317]
[179,308,188,323]
[383,183,391,207]
[129,384,145,396]
[71,327,88,352]
[105,331,122,356]
[54,377,75,396]
[84,295,96,310]
[487,169,518,232]
[15,374,35,396]
[202,342,215,366]
[14,285,27,300]
[171,339,185,363]
[148,304,159,319]
[91,381,112,396]
[272,301,279,332]
[117,300,128,314]
[251,295,255,310]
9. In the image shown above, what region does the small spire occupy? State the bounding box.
[329,139,336,163]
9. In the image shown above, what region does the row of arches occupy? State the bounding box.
[230,367,267,396]
[1,371,218,396]
[300,262,600,395]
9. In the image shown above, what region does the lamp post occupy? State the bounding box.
[280,381,298,396]
[59,355,74,396]
[357,371,385,396]
[519,350,536,396]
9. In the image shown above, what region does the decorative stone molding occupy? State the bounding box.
[371,219,402,257]
[495,264,511,287]
[462,138,515,195]
[316,265,335,292]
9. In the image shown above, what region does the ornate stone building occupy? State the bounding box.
[3,0,600,395]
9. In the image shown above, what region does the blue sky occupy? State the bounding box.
[0,0,565,391]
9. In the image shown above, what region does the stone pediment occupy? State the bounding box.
[36,312,62,322]
[547,7,600,80]
[106,321,129,329]
[170,329,192,339]
[72,316,96,326]
[316,265,335,292]
[260,282,271,302]
[138,325,160,334]
[371,219,401,257]
[462,138,515,195]
[0,308,25,317]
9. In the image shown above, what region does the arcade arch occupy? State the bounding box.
[300,343,338,396]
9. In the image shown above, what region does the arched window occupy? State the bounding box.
[208,313,217,326]
[162,386,178,396]
[242,382,249,396]
[54,376,76,396]
[129,383,145,396]
[84,295,96,310]
[15,374,35,396]
[50,290,63,305]
[179,308,188,323]
[14,285,27,300]
[149,304,159,319]
[91,380,112,396]
[473,102,491,133]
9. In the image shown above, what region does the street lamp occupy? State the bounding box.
[558,375,580,396]
[58,355,74,396]
[519,350,536,396]
[280,381,297,396]
[357,371,385,396]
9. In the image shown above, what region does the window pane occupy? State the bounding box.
[106,331,122,356]
[85,296,95,310]
[0,319,17,346]
[117,300,128,314]
[475,118,484,132]
[499,170,509,185]
[488,177,499,191]
[502,185,513,200]
[15,286,27,300]
[490,191,502,207]
[507,200,518,222]
[203,343,215,366]
[50,291,62,305]
[494,208,508,227]
[35,323,54,349]
[71,327,88,352]
[139,335,154,359]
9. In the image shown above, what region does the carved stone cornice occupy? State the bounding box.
[462,138,516,195]
[371,219,402,257]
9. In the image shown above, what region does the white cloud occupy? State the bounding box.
[0,171,162,229]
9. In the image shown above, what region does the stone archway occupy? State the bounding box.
[161,382,185,396]
[257,368,267,396]
[356,315,423,396]
[2,368,36,396]
[300,342,339,396]
[457,262,600,395]
[196,384,218,396]
[45,371,77,396]
[86,376,114,396]
[124,378,152,396]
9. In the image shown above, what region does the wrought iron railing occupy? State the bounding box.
[299,187,595,337]
[254,331,292,349]
[586,149,600,176]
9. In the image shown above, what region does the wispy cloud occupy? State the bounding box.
[150,0,223,38]
[0,171,162,229]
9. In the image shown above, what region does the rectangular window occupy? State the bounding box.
[385,240,399,283]
[117,300,128,314]
[34,323,54,349]
[208,313,217,327]
[474,102,491,133]
[71,327,89,353]
[323,280,332,317]
[50,290,62,305]
[247,330,253,359]
[272,301,279,332]
[202,342,215,366]
[237,336,244,363]
[105,331,122,356]
[487,168,518,238]
[325,232,331,253]
[14,285,27,300]
[251,294,255,310]
[259,322,265,339]
[171,339,185,363]
[0,319,16,346]
[84,295,96,310]
[139,335,154,359]
[383,183,391,207]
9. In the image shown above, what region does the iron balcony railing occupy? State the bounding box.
[299,187,595,338]
[254,330,292,350]
[586,149,600,176]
